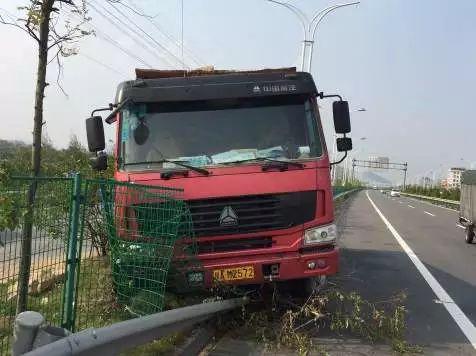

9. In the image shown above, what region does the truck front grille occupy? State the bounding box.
[187,191,316,237]
[198,237,273,253]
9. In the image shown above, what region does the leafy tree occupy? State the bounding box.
[1,0,94,313]
[0,136,114,295]
[1,1,92,178]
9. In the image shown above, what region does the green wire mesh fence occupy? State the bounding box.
[0,177,73,354]
[0,175,197,353]
[75,179,196,325]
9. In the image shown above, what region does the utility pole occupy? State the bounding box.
[403,162,408,190]
[267,1,359,72]
[352,158,356,184]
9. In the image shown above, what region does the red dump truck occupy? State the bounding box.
[85,67,352,293]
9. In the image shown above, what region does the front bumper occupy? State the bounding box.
[197,246,339,287]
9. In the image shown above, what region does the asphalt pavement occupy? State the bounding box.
[338,190,476,355]
[207,190,476,355]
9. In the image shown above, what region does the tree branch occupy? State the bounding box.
[54,48,68,98]
[57,0,75,5]
[1,0,92,97]
[0,14,39,42]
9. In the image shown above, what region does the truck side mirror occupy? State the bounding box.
[337,137,352,152]
[90,152,108,171]
[332,101,351,134]
[86,116,105,153]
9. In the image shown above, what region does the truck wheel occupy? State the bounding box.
[305,275,327,295]
[285,276,327,297]
[466,227,475,244]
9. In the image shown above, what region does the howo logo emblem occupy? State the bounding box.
[219,206,238,226]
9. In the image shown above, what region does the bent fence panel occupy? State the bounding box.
[1,176,196,354]
[74,179,196,331]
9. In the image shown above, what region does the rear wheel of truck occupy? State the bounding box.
[466,226,475,244]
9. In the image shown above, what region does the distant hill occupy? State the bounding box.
[0,139,28,150]
[0,139,28,158]
[362,171,393,186]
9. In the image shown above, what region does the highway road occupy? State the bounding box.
[338,190,476,355]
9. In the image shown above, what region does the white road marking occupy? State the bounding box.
[408,205,415,209]
[366,191,476,350]
[406,196,458,212]
[424,211,435,217]
[434,299,454,304]
[399,201,403,204]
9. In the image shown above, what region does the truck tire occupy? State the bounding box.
[466,226,475,244]
[305,275,327,295]
[284,276,327,297]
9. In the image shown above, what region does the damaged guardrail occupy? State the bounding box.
[13,297,248,356]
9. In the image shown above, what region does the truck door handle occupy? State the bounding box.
[160,170,189,179]
[261,163,288,172]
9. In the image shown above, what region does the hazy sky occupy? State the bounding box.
[1,0,475,182]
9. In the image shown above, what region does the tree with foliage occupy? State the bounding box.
[0,1,93,313]
[1,1,92,177]
[0,135,114,257]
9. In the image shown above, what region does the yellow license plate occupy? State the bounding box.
[213,266,255,282]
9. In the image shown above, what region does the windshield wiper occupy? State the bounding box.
[124,159,210,176]
[222,157,304,169]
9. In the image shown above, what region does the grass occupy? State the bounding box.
[74,256,130,331]
[125,333,186,356]
[77,259,188,355]
[0,281,16,355]
[218,286,422,355]
[0,256,201,355]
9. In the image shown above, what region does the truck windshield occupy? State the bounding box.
[119,95,322,171]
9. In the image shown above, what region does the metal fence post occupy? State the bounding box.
[12,311,44,356]
[61,173,82,330]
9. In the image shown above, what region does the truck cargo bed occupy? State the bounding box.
[460,170,476,223]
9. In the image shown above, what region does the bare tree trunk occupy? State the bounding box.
[16,0,54,314]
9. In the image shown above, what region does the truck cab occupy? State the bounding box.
[86,68,352,292]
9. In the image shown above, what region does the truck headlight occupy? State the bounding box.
[304,224,337,245]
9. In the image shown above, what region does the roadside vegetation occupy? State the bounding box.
[404,184,460,201]
[332,178,363,189]
[213,283,421,356]
[0,257,190,355]
[0,258,124,354]
[0,136,113,180]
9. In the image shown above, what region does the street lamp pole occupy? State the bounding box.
[267,1,360,72]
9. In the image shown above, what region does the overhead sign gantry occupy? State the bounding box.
[352,159,408,189]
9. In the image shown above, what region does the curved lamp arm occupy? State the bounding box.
[310,2,360,41]
[266,0,308,38]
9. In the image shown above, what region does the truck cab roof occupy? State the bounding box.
[114,67,318,105]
